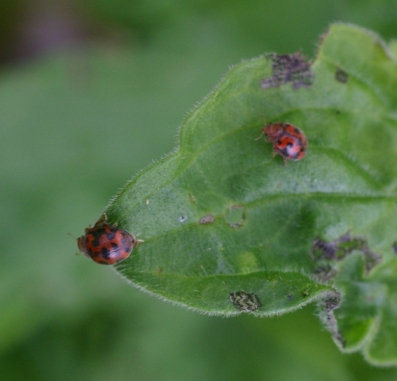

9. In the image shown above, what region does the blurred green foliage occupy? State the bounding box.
[1,0,397,379]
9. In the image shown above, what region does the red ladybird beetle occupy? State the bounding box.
[77,214,140,265]
[257,122,308,165]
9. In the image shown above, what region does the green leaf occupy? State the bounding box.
[105,23,397,365]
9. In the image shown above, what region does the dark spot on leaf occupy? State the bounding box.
[261,52,314,89]
[311,232,381,272]
[287,294,294,300]
[313,264,338,282]
[392,241,397,253]
[224,205,245,228]
[322,292,345,348]
[301,286,311,298]
[229,291,261,312]
[324,293,341,312]
[335,68,349,83]
[199,214,215,225]
[312,237,336,260]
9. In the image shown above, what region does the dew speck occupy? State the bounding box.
[179,215,188,223]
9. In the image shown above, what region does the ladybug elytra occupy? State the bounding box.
[257,122,308,165]
[77,214,139,265]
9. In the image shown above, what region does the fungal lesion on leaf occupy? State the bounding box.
[301,286,311,298]
[335,68,349,83]
[311,232,381,275]
[199,214,215,225]
[229,291,262,312]
[324,292,341,312]
[260,52,314,89]
[321,291,345,348]
[313,264,338,282]
[224,205,245,228]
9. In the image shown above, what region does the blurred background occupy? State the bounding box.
[1,0,397,379]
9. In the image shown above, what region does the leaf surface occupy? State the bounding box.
[106,24,397,365]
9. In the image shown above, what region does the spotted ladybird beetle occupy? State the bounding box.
[77,214,139,265]
[257,122,308,164]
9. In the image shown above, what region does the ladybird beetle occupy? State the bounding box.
[257,122,308,164]
[77,214,139,265]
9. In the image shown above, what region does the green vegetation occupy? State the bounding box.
[2,0,397,378]
[108,24,397,366]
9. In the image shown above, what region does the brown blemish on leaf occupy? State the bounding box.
[229,291,261,312]
[199,214,215,225]
[313,264,338,282]
[224,205,245,228]
[261,52,314,89]
[311,232,381,272]
[335,68,349,83]
[301,286,311,298]
[322,292,345,348]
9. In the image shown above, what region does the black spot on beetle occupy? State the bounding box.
[91,233,102,247]
[106,231,116,240]
[100,247,110,257]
